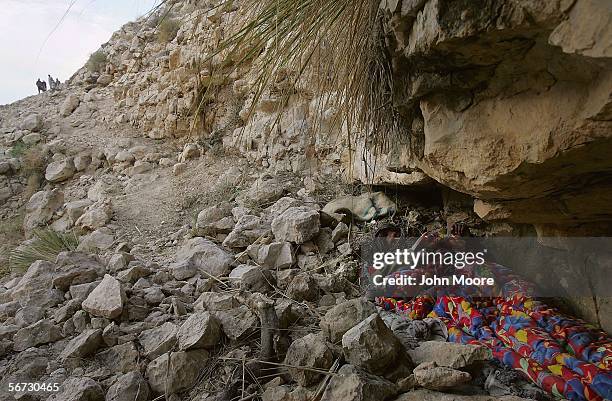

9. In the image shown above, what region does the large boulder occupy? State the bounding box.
[15,306,44,327]
[105,371,150,401]
[77,228,115,253]
[21,113,43,131]
[48,377,104,401]
[170,237,232,280]
[177,312,221,350]
[271,206,320,244]
[60,329,103,361]
[195,202,235,236]
[45,158,76,183]
[139,322,178,359]
[212,305,258,341]
[61,94,81,116]
[97,341,140,373]
[320,364,398,401]
[22,132,43,145]
[75,201,112,231]
[286,273,319,302]
[97,73,113,86]
[346,0,612,331]
[320,298,377,343]
[65,199,94,224]
[342,313,407,374]
[407,341,492,369]
[222,215,271,248]
[0,161,12,175]
[10,260,56,302]
[265,197,303,219]
[352,0,612,230]
[254,241,295,269]
[146,350,208,394]
[236,176,289,208]
[13,319,63,351]
[413,361,472,391]
[23,189,64,233]
[193,292,239,311]
[228,265,274,293]
[0,186,11,204]
[52,252,104,291]
[114,150,135,164]
[81,275,126,319]
[284,333,334,386]
[178,143,201,162]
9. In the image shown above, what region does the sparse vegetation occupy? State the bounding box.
[21,145,47,198]
[200,177,243,209]
[9,228,78,272]
[9,141,28,158]
[0,213,25,277]
[6,143,46,199]
[157,17,181,43]
[21,145,46,175]
[87,50,108,73]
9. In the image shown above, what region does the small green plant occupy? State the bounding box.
[9,228,79,272]
[87,50,107,73]
[9,141,28,158]
[157,17,180,43]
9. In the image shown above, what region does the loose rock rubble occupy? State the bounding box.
[1,170,542,401]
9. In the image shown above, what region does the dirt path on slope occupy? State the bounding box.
[111,154,248,263]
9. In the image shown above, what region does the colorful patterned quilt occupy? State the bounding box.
[375,233,612,401]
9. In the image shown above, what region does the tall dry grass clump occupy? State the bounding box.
[9,228,78,272]
[199,0,403,150]
[0,214,24,277]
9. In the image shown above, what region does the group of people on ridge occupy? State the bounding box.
[36,74,61,93]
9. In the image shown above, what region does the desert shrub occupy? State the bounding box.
[21,145,47,198]
[21,145,46,176]
[0,213,24,277]
[87,50,107,73]
[9,228,78,272]
[157,17,181,43]
[9,141,27,158]
[200,177,243,209]
[7,143,46,197]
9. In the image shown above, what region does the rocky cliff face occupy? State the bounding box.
[366,0,612,236]
[87,0,612,238]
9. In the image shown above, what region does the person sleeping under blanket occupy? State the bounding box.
[374,231,612,401]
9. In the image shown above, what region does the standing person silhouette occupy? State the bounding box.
[36,79,44,93]
[48,74,55,90]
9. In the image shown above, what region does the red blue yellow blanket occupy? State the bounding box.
[375,233,612,401]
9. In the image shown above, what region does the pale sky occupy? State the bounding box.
[0,0,159,105]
